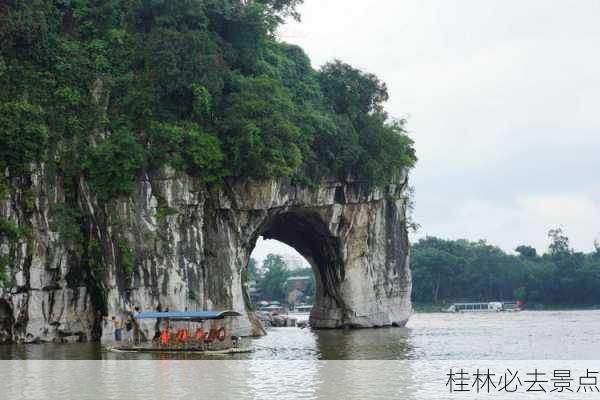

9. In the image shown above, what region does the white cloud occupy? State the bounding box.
[413,194,600,253]
[250,238,311,269]
[273,0,600,253]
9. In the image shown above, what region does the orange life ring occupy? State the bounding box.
[217,327,226,341]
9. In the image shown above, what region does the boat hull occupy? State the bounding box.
[107,346,253,355]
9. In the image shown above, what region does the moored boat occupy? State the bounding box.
[108,346,253,355]
[444,301,522,313]
[293,304,313,314]
[107,310,252,354]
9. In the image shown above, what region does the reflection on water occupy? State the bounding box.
[1,310,600,360]
[315,327,416,360]
[2,359,590,400]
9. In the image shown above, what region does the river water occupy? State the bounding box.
[2,311,599,399]
[2,310,599,360]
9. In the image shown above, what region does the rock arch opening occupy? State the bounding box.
[249,238,313,305]
[246,210,346,329]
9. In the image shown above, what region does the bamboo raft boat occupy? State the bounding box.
[106,310,253,355]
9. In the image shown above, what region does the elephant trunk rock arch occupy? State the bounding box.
[0,169,412,342]
[228,176,413,331]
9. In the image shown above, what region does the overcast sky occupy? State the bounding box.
[252,0,600,263]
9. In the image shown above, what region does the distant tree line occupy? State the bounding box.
[411,228,600,308]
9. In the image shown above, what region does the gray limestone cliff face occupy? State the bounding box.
[0,165,412,344]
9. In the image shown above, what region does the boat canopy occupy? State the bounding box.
[135,311,242,321]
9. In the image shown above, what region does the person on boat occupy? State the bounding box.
[159,319,171,346]
[152,329,161,343]
[195,325,205,343]
[172,319,182,343]
[128,306,141,344]
[207,325,218,343]
[152,304,163,343]
[111,316,122,342]
[125,314,134,343]
[175,327,189,344]
[160,329,170,346]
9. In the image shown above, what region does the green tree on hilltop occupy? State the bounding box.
[515,245,538,259]
[0,0,416,205]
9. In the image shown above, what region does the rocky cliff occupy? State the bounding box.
[0,165,412,344]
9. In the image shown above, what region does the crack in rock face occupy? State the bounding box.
[0,173,412,343]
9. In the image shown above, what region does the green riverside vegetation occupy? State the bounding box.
[412,228,600,310]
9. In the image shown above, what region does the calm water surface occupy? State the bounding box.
[2,310,599,360]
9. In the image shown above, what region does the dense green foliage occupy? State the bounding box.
[0,0,416,206]
[0,183,29,285]
[247,254,315,304]
[83,130,145,202]
[256,254,290,302]
[0,101,48,172]
[0,216,21,283]
[412,228,600,308]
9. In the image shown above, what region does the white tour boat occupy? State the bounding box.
[444,301,522,313]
